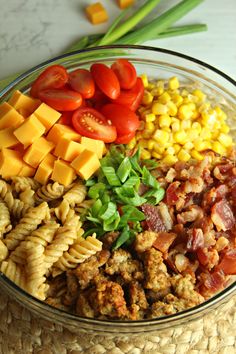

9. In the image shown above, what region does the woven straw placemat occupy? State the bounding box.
[0,288,236,354]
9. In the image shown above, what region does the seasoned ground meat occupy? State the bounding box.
[134,231,158,253]
[128,281,148,320]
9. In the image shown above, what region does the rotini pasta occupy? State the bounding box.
[0,200,12,237]
[4,202,50,251]
[0,179,11,199]
[0,259,26,290]
[35,182,65,204]
[53,233,102,274]
[19,188,35,207]
[3,190,31,220]
[62,182,87,207]
[54,199,76,224]
[0,239,8,262]
[11,176,41,193]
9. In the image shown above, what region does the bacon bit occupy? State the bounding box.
[141,204,167,232]
[187,228,204,251]
[177,205,203,224]
[153,232,176,254]
[199,270,225,297]
[216,249,236,275]
[174,254,189,272]
[197,247,209,266]
[166,181,180,206]
[211,200,235,231]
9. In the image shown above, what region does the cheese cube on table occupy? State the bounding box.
[0,148,23,178]
[54,138,85,161]
[13,114,46,147]
[47,124,81,145]
[34,153,57,184]
[80,136,105,159]
[34,103,61,132]
[0,102,24,129]
[51,159,76,186]
[85,2,108,25]
[71,149,100,180]
[8,90,40,115]
[0,127,19,148]
[23,137,55,168]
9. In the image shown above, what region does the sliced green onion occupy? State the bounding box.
[99,202,117,221]
[117,157,132,183]
[142,166,160,189]
[143,187,165,204]
[88,182,106,199]
[103,211,120,231]
[91,199,103,217]
[112,225,130,250]
[122,176,140,189]
[101,166,121,186]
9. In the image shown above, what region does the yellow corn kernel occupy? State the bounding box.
[127,137,136,149]
[141,149,151,160]
[168,76,180,90]
[152,102,168,115]
[198,102,211,113]
[158,92,171,104]
[145,121,155,133]
[147,82,155,90]
[151,87,164,97]
[171,120,180,132]
[215,106,227,120]
[211,131,219,140]
[159,114,171,128]
[187,129,198,142]
[180,119,191,130]
[145,113,156,123]
[178,104,193,120]
[218,133,233,148]
[135,132,143,140]
[162,154,178,165]
[165,146,175,155]
[184,141,194,151]
[191,149,204,161]
[142,91,154,105]
[201,109,217,126]
[153,129,169,144]
[220,124,230,134]
[138,139,148,148]
[173,144,181,154]
[153,144,165,154]
[171,94,183,107]
[178,149,191,162]
[194,139,211,152]
[211,141,226,155]
[192,122,202,133]
[147,139,156,150]
[173,131,188,145]
[140,74,149,88]
[167,101,178,116]
[200,127,211,140]
[192,89,206,102]
[151,151,162,159]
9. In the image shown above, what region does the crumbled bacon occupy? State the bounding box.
[216,249,236,275]
[186,228,204,251]
[211,200,235,231]
[166,182,180,206]
[141,204,167,232]
[153,232,176,254]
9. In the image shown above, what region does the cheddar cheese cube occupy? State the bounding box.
[71,149,100,180]
[0,127,19,148]
[34,103,61,132]
[117,0,134,9]
[23,137,55,168]
[13,114,46,147]
[0,148,23,178]
[8,90,40,114]
[47,124,81,145]
[85,2,108,25]
[17,108,31,118]
[34,153,56,184]
[0,102,24,129]
[51,159,76,186]
[80,136,105,159]
[54,138,85,161]
[18,162,35,177]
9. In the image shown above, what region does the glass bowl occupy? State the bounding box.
[0,45,236,335]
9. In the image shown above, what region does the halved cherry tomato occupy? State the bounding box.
[101,103,140,138]
[38,88,82,111]
[72,107,117,143]
[90,63,120,99]
[111,77,144,111]
[30,65,68,98]
[68,69,95,99]
[115,131,136,144]
[111,59,137,90]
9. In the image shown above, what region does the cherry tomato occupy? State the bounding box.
[58,111,73,125]
[101,103,140,138]
[72,107,117,143]
[38,88,82,111]
[112,77,144,111]
[90,63,120,99]
[30,65,68,98]
[115,131,136,144]
[90,87,109,110]
[111,59,137,90]
[68,69,95,99]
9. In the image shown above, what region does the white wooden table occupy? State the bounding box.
[0,0,235,81]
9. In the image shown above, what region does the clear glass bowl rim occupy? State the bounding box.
[0,44,236,334]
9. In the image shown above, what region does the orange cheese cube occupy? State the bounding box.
[17,108,31,118]
[0,127,19,148]
[47,124,81,145]
[0,148,23,179]
[54,138,85,161]
[71,149,100,180]
[85,2,108,25]
[0,102,24,129]
[116,0,134,9]
[18,162,35,177]
[80,136,105,159]
[23,137,55,168]
[51,159,76,186]
[8,90,40,115]
[13,114,46,147]
[34,153,57,184]
[34,103,61,132]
